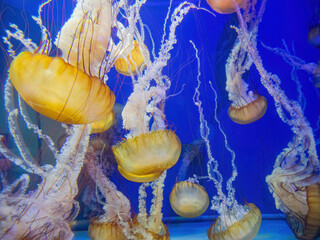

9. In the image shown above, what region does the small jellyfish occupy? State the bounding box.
[228,94,268,124]
[8,51,115,127]
[225,5,268,124]
[114,40,149,76]
[206,0,248,14]
[207,203,262,240]
[112,130,181,182]
[169,181,209,218]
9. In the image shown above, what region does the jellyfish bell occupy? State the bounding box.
[286,182,320,240]
[112,129,181,183]
[228,94,268,124]
[91,110,115,134]
[169,181,209,218]
[88,220,128,240]
[207,203,262,240]
[206,0,248,14]
[114,40,149,76]
[8,51,115,125]
[267,176,320,240]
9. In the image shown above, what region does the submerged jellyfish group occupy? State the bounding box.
[0,0,319,239]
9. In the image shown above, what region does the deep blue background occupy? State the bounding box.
[0,0,319,221]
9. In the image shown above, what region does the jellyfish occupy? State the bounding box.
[207,203,262,240]
[6,0,117,133]
[113,129,181,182]
[232,0,320,239]
[8,51,115,126]
[206,0,248,14]
[191,35,261,239]
[85,138,132,240]
[112,2,198,183]
[86,141,170,240]
[114,40,149,76]
[105,0,151,78]
[224,0,267,124]
[54,0,112,79]
[170,180,209,218]
[132,175,171,240]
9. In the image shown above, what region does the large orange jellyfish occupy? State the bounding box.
[191,34,262,239]
[9,52,115,126]
[170,180,209,218]
[6,0,116,133]
[113,129,181,182]
[232,0,320,239]
[206,0,248,14]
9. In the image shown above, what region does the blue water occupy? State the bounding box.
[0,0,319,239]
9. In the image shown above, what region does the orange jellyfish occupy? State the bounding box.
[267,173,320,240]
[207,203,262,240]
[55,0,112,79]
[8,52,115,126]
[170,181,209,218]
[132,214,170,240]
[114,40,149,76]
[206,0,248,14]
[228,94,268,124]
[112,129,181,182]
[86,137,132,240]
[111,2,196,183]
[225,1,267,124]
[7,0,116,131]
